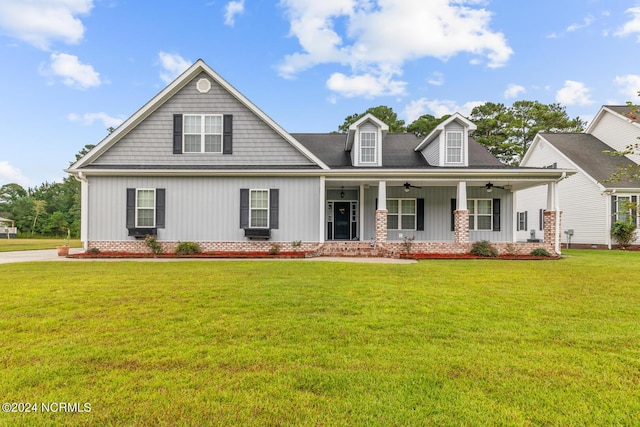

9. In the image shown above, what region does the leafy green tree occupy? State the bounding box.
[406,114,450,138]
[338,106,406,133]
[470,101,586,165]
[0,183,27,216]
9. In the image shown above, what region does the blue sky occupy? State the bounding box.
[1,0,639,187]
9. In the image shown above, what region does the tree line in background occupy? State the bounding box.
[0,101,591,237]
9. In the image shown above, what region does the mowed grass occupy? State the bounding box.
[1,251,639,426]
[0,239,82,252]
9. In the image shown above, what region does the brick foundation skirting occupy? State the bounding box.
[88,239,557,257]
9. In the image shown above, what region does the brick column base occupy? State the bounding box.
[454,210,470,243]
[375,209,388,244]
[543,210,562,255]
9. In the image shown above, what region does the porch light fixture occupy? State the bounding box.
[403,182,421,192]
[340,187,345,199]
[485,182,505,193]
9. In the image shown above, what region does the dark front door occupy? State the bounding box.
[334,202,350,240]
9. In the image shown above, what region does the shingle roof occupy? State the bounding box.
[292,133,504,169]
[604,105,637,119]
[539,132,640,189]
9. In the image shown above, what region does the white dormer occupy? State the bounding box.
[414,113,477,167]
[345,113,389,167]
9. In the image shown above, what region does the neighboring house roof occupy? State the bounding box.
[538,132,640,189]
[587,105,640,134]
[293,133,504,169]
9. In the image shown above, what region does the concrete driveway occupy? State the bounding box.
[0,248,85,264]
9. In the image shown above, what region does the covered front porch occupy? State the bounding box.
[317,174,564,257]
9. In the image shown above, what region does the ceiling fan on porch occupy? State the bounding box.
[403,182,421,192]
[485,182,505,193]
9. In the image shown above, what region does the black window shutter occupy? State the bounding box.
[240,189,249,228]
[516,212,521,231]
[450,199,456,231]
[416,198,425,231]
[223,114,233,154]
[632,196,638,226]
[173,114,183,154]
[493,198,501,231]
[611,195,618,222]
[126,188,135,228]
[524,210,528,231]
[539,209,544,231]
[269,189,279,229]
[156,189,166,228]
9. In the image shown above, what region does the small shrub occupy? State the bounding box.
[530,247,551,257]
[292,240,302,252]
[401,235,415,255]
[86,247,100,255]
[175,241,201,255]
[505,243,516,255]
[611,221,637,249]
[470,240,498,257]
[144,235,163,255]
[268,243,281,255]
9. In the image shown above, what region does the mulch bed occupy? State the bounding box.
[68,251,310,259]
[401,253,559,260]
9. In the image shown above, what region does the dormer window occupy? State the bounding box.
[360,131,377,163]
[445,131,463,164]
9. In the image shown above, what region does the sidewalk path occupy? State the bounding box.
[0,249,415,265]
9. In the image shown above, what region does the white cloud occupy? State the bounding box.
[46,53,101,89]
[504,84,525,99]
[615,7,640,41]
[614,74,640,100]
[224,0,245,26]
[158,52,191,84]
[0,161,30,187]
[278,0,512,98]
[326,71,406,97]
[0,0,93,50]
[555,80,594,106]
[68,112,124,129]
[566,16,593,33]
[427,72,444,87]
[403,98,483,122]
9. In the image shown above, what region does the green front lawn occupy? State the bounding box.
[1,250,639,425]
[0,238,82,252]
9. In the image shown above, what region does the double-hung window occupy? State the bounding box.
[250,190,269,228]
[184,114,223,153]
[360,131,377,163]
[387,199,416,230]
[136,189,156,227]
[615,195,638,224]
[468,199,492,230]
[445,131,463,164]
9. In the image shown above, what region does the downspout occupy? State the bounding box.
[75,172,89,250]
[554,172,566,255]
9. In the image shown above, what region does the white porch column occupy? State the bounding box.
[456,182,467,210]
[378,181,386,210]
[546,181,561,255]
[76,173,89,250]
[319,176,326,242]
[359,184,365,240]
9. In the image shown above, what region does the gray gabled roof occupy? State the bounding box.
[293,133,504,169]
[539,132,640,189]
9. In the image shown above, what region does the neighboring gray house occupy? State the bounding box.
[516,105,640,248]
[67,59,569,257]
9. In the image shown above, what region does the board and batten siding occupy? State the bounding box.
[590,110,640,164]
[87,176,321,242]
[92,72,314,167]
[361,185,513,242]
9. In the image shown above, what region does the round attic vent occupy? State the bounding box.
[196,78,211,93]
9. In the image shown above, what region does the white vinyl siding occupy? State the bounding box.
[360,131,377,163]
[387,199,416,230]
[446,131,463,164]
[184,114,223,153]
[250,189,269,228]
[469,198,492,230]
[136,189,155,227]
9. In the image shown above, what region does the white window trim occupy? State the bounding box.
[249,189,270,229]
[135,188,156,228]
[387,198,417,231]
[445,131,464,165]
[359,131,378,164]
[468,198,492,231]
[615,195,639,223]
[183,114,223,153]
